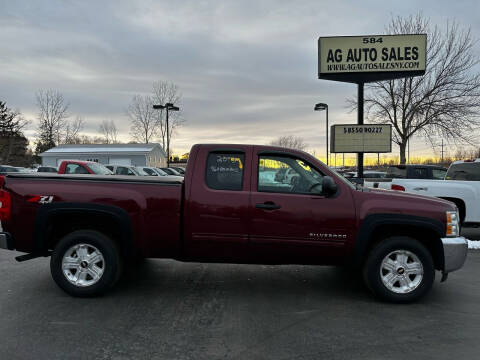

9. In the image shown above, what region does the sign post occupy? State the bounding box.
[357,82,364,177]
[318,34,426,177]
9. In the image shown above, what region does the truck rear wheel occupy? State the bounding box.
[363,236,435,303]
[50,230,123,297]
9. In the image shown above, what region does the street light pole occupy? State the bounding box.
[314,103,329,166]
[153,102,180,168]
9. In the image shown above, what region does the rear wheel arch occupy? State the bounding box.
[33,203,137,259]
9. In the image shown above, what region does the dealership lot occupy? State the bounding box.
[0,239,479,360]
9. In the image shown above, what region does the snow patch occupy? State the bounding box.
[467,239,480,249]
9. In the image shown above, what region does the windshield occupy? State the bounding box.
[155,168,168,176]
[161,168,175,175]
[1,166,20,172]
[134,167,148,176]
[167,168,181,175]
[135,166,148,176]
[87,163,113,175]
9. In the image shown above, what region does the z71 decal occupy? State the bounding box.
[27,195,54,204]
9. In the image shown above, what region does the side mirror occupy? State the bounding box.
[322,176,338,196]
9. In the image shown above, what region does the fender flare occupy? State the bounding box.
[32,202,135,257]
[353,213,445,268]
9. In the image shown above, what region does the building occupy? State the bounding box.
[40,143,167,167]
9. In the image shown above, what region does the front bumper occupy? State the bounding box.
[442,237,468,273]
[0,232,14,251]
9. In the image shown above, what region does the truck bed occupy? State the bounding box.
[4,173,184,257]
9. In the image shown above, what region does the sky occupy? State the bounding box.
[1,0,479,161]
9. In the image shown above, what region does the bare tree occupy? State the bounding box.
[63,116,85,144]
[75,134,108,144]
[152,81,185,152]
[127,95,157,143]
[358,14,480,164]
[35,89,69,148]
[99,119,119,144]
[270,135,308,151]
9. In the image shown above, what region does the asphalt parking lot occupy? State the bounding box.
[0,240,480,360]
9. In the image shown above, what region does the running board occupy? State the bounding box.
[15,252,51,262]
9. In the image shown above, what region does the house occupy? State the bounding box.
[39,143,167,167]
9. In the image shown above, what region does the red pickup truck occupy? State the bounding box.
[57,160,113,175]
[0,144,468,302]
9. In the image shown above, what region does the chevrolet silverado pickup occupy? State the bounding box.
[0,144,468,302]
[391,159,480,227]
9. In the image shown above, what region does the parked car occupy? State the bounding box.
[136,166,166,176]
[160,167,183,176]
[37,166,58,173]
[390,159,480,226]
[14,167,34,173]
[170,167,186,175]
[0,166,20,175]
[58,160,113,175]
[105,165,146,176]
[0,144,467,302]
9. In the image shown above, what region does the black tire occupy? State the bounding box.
[363,236,435,303]
[50,230,123,297]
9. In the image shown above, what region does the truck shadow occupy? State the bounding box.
[111,259,374,302]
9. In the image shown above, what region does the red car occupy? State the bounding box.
[57,160,113,175]
[0,144,468,302]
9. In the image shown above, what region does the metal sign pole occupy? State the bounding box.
[357,82,364,179]
[166,109,170,168]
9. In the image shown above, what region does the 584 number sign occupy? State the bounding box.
[362,37,383,44]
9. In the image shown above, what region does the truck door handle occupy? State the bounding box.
[414,187,428,191]
[256,202,281,210]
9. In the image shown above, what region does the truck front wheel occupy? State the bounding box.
[50,230,123,297]
[363,236,435,303]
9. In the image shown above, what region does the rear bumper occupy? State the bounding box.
[442,237,468,273]
[0,232,14,251]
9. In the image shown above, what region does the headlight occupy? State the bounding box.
[446,210,460,237]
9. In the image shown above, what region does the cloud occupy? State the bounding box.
[0,0,479,155]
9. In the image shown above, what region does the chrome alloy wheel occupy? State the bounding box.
[62,243,105,287]
[380,250,424,294]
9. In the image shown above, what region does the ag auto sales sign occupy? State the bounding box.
[318,34,426,82]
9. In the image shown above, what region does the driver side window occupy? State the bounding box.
[258,155,324,194]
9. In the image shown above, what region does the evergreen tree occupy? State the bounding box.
[0,101,30,165]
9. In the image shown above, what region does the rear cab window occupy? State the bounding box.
[446,163,480,181]
[409,167,428,179]
[432,168,447,180]
[386,166,406,178]
[206,152,245,191]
